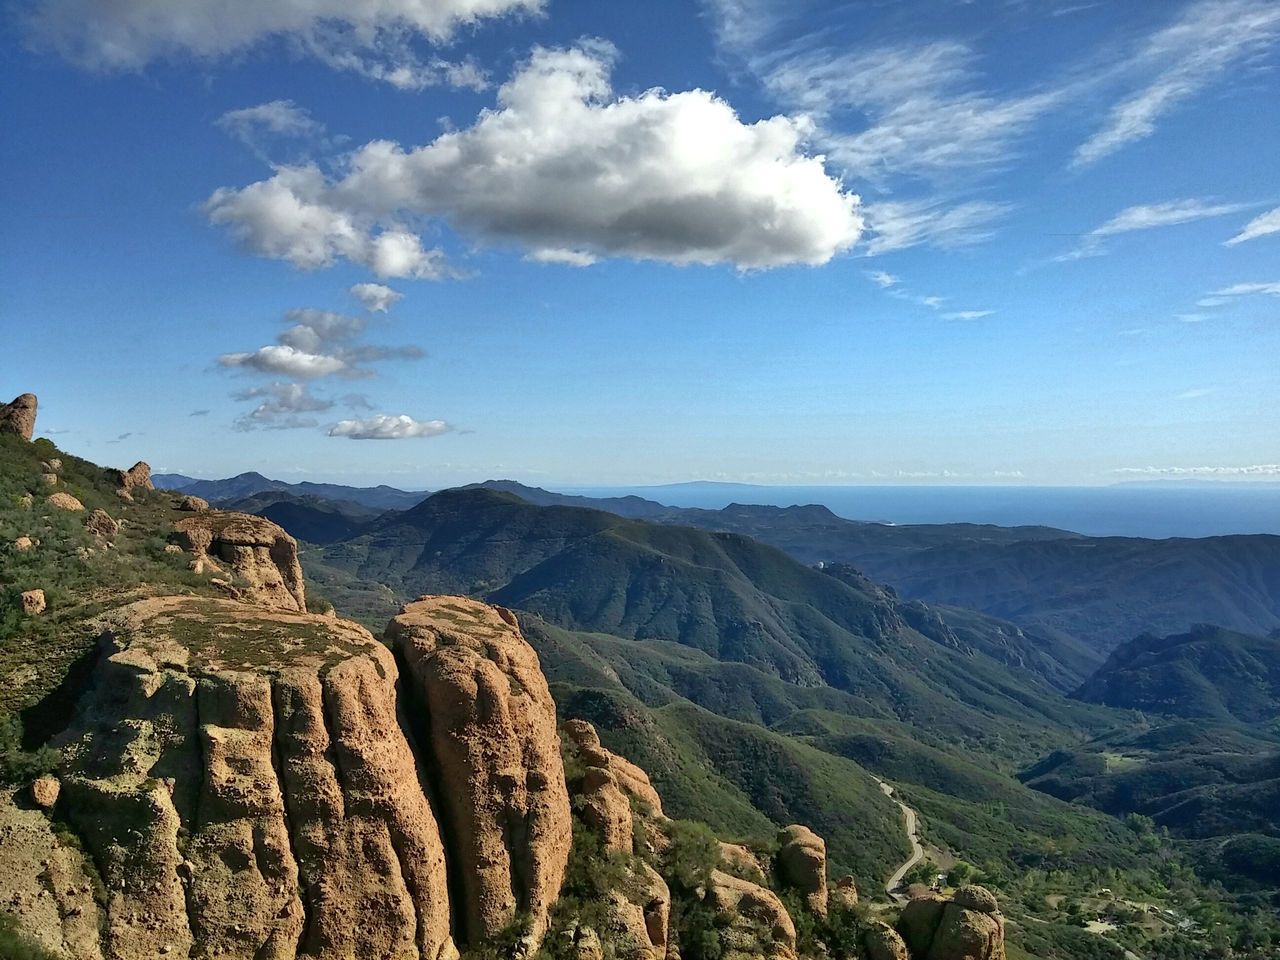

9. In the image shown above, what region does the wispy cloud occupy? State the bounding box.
[1073,0,1280,167]
[943,310,994,321]
[1199,281,1280,307]
[863,199,1011,256]
[1176,387,1215,400]
[1055,198,1250,261]
[866,270,900,288]
[1226,205,1280,245]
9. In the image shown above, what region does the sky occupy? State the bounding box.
[2,0,1278,487]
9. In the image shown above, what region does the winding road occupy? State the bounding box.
[876,778,924,902]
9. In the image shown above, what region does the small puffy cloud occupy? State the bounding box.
[329,414,451,439]
[233,381,333,430]
[22,0,543,86]
[1073,0,1280,167]
[218,345,349,378]
[205,42,862,274]
[350,282,403,312]
[1226,206,1280,245]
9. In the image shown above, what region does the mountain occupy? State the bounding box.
[153,470,429,511]
[1074,625,1280,723]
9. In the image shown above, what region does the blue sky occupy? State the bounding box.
[3,0,1278,487]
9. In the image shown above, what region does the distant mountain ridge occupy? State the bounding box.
[154,470,429,511]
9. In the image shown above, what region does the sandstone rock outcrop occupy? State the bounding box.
[85,508,119,539]
[776,824,828,915]
[56,596,459,960]
[388,596,572,946]
[863,921,910,960]
[46,492,84,511]
[720,842,766,883]
[171,512,306,612]
[830,875,859,911]
[607,862,670,960]
[14,535,34,551]
[21,589,46,615]
[708,869,796,960]
[111,461,153,495]
[0,392,37,440]
[897,886,1005,960]
[177,494,210,512]
[562,718,664,817]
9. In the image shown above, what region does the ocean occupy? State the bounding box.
[563,483,1280,540]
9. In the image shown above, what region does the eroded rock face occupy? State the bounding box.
[863,921,909,960]
[0,393,37,440]
[896,887,1005,960]
[172,512,306,612]
[607,862,670,960]
[562,718,664,817]
[776,824,827,916]
[111,461,153,493]
[56,597,458,960]
[830,875,859,911]
[387,596,572,946]
[85,509,118,539]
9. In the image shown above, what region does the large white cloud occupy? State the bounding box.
[204,43,862,274]
[330,414,451,439]
[23,0,541,86]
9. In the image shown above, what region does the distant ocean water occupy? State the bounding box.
[563,484,1280,539]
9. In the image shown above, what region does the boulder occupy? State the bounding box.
[863,921,909,960]
[0,393,37,440]
[111,461,153,494]
[708,869,796,960]
[171,512,306,612]
[388,596,572,947]
[45,492,84,512]
[13,536,34,551]
[177,495,210,512]
[85,509,118,539]
[830,875,859,911]
[896,887,1005,960]
[21,589,46,615]
[776,824,828,916]
[30,776,60,809]
[720,842,766,883]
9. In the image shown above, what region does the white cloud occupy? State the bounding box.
[862,199,1011,255]
[330,414,451,439]
[943,310,994,320]
[216,100,322,157]
[1176,387,1215,400]
[205,43,862,274]
[218,345,348,378]
[232,382,333,430]
[1073,0,1280,167]
[1055,198,1250,260]
[279,309,365,353]
[350,282,403,313]
[1204,281,1280,301]
[1226,205,1280,245]
[866,271,900,288]
[1114,464,1280,478]
[23,0,541,86]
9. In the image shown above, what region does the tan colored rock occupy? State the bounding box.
[0,393,38,440]
[720,842,766,883]
[897,887,1005,960]
[776,824,827,916]
[21,589,46,615]
[863,921,909,960]
[563,718,664,816]
[163,543,182,553]
[708,869,796,960]
[579,766,634,852]
[14,536,34,551]
[45,492,84,512]
[30,776,60,809]
[388,596,572,947]
[607,862,669,960]
[85,508,118,539]
[172,512,306,611]
[829,874,859,911]
[42,472,58,486]
[111,461,153,493]
[19,493,33,507]
[58,596,459,960]
[41,458,62,472]
[177,494,210,512]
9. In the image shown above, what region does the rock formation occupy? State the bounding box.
[21,589,46,615]
[177,495,210,512]
[14,535,34,551]
[30,776,59,809]
[863,921,910,960]
[776,824,828,915]
[111,461,153,496]
[564,718,669,856]
[46,492,84,511]
[606,862,670,960]
[562,718,664,817]
[707,869,796,960]
[0,392,37,440]
[897,886,1006,960]
[85,508,119,539]
[171,512,306,612]
[830,875,859,911]
[54,596,459,960]
[387,596,572,945]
